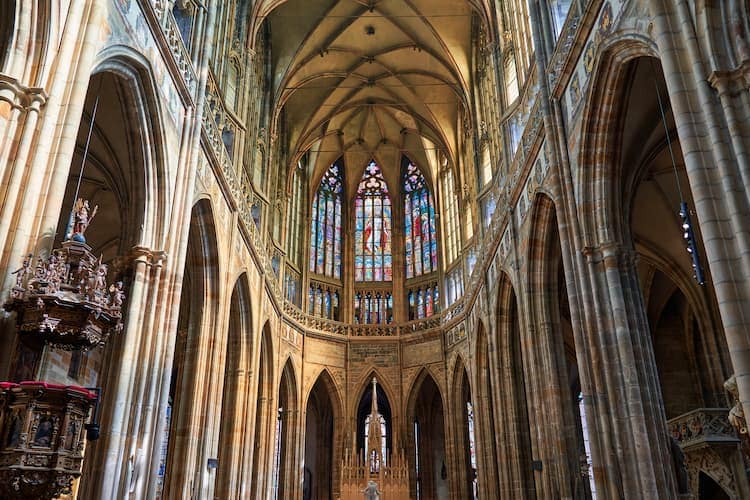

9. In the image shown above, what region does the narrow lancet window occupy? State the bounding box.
[310,161,343,279]
[355,161,392,282]
[403,159,437,278]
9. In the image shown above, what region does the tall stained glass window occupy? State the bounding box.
[441,169,461,265]
[403,159,437,278]
[309,161,343,279]
[286,166,305,267]
[355,161,392,282]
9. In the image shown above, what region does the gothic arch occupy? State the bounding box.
[638,243,731,388]
[90,48,170,249]
[405,368,447,499]
[351,367,398,419]
[449,355,476,498]
[494,273,536,498]
[406,368,445,422]
[216,273,253,498]
[527,193,594,498]
[250,322,275,499]
[159,198,221,499]
[353,368,396,460]
[303,369,344,500]
[576,38,659,247]
[472,320,500,497]
[304,368,343,415]
[276,357,301,499]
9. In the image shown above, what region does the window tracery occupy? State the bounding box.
[355,161,392,282]
[403,159,437,279]
[354,291,393,324]
[308,283,340,321]
[310,161,343,279]
[407,285,439,320]
[441,168,461,265]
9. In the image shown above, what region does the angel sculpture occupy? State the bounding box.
[109,281,125,310]
[10,254,32,289]
[71,198,98,241]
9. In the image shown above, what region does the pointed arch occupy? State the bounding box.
[527,193,594,498]
[72,56,187,498]
[216,273,253,497]
[158,199,221,499]
[304,369,344,499]
[450,355,477,498]
[250,322,275,499]
[473,319,500,497]
[275,357,300,499]
[495,273,536,498]
[576,39,658,247]
[353,369,395,462]
[406,367,444,416]
[351,368,398,417]
[304,368,343,415]
[90,47,171,249]
[406,368,447,498]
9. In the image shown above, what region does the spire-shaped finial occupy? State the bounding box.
[367,377,383,472]
[370,377,379,415]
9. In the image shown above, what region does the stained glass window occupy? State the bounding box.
[308,285,340,321]
[403,159,437,278]
[355,161,392,282]
[441,169,461,265]
[309,161,343,279]
[286,166,305,267]
[407,286,439,320]
[354,291,393,324]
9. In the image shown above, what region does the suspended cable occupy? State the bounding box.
[64,92,101,241]
[650,59,704,285]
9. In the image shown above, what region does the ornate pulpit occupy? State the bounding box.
[0,199,123,499]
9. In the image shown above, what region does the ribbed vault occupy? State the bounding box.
[254,0,483,186]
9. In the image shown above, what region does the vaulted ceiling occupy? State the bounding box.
[255,0,482,192]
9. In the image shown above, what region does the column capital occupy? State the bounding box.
[129,246,168,266]
[0,74,47,111]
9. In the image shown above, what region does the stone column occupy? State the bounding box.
[579,243,676,498]
[84,250,152,499]
[652,0,750,427]
[4,0,102,275]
